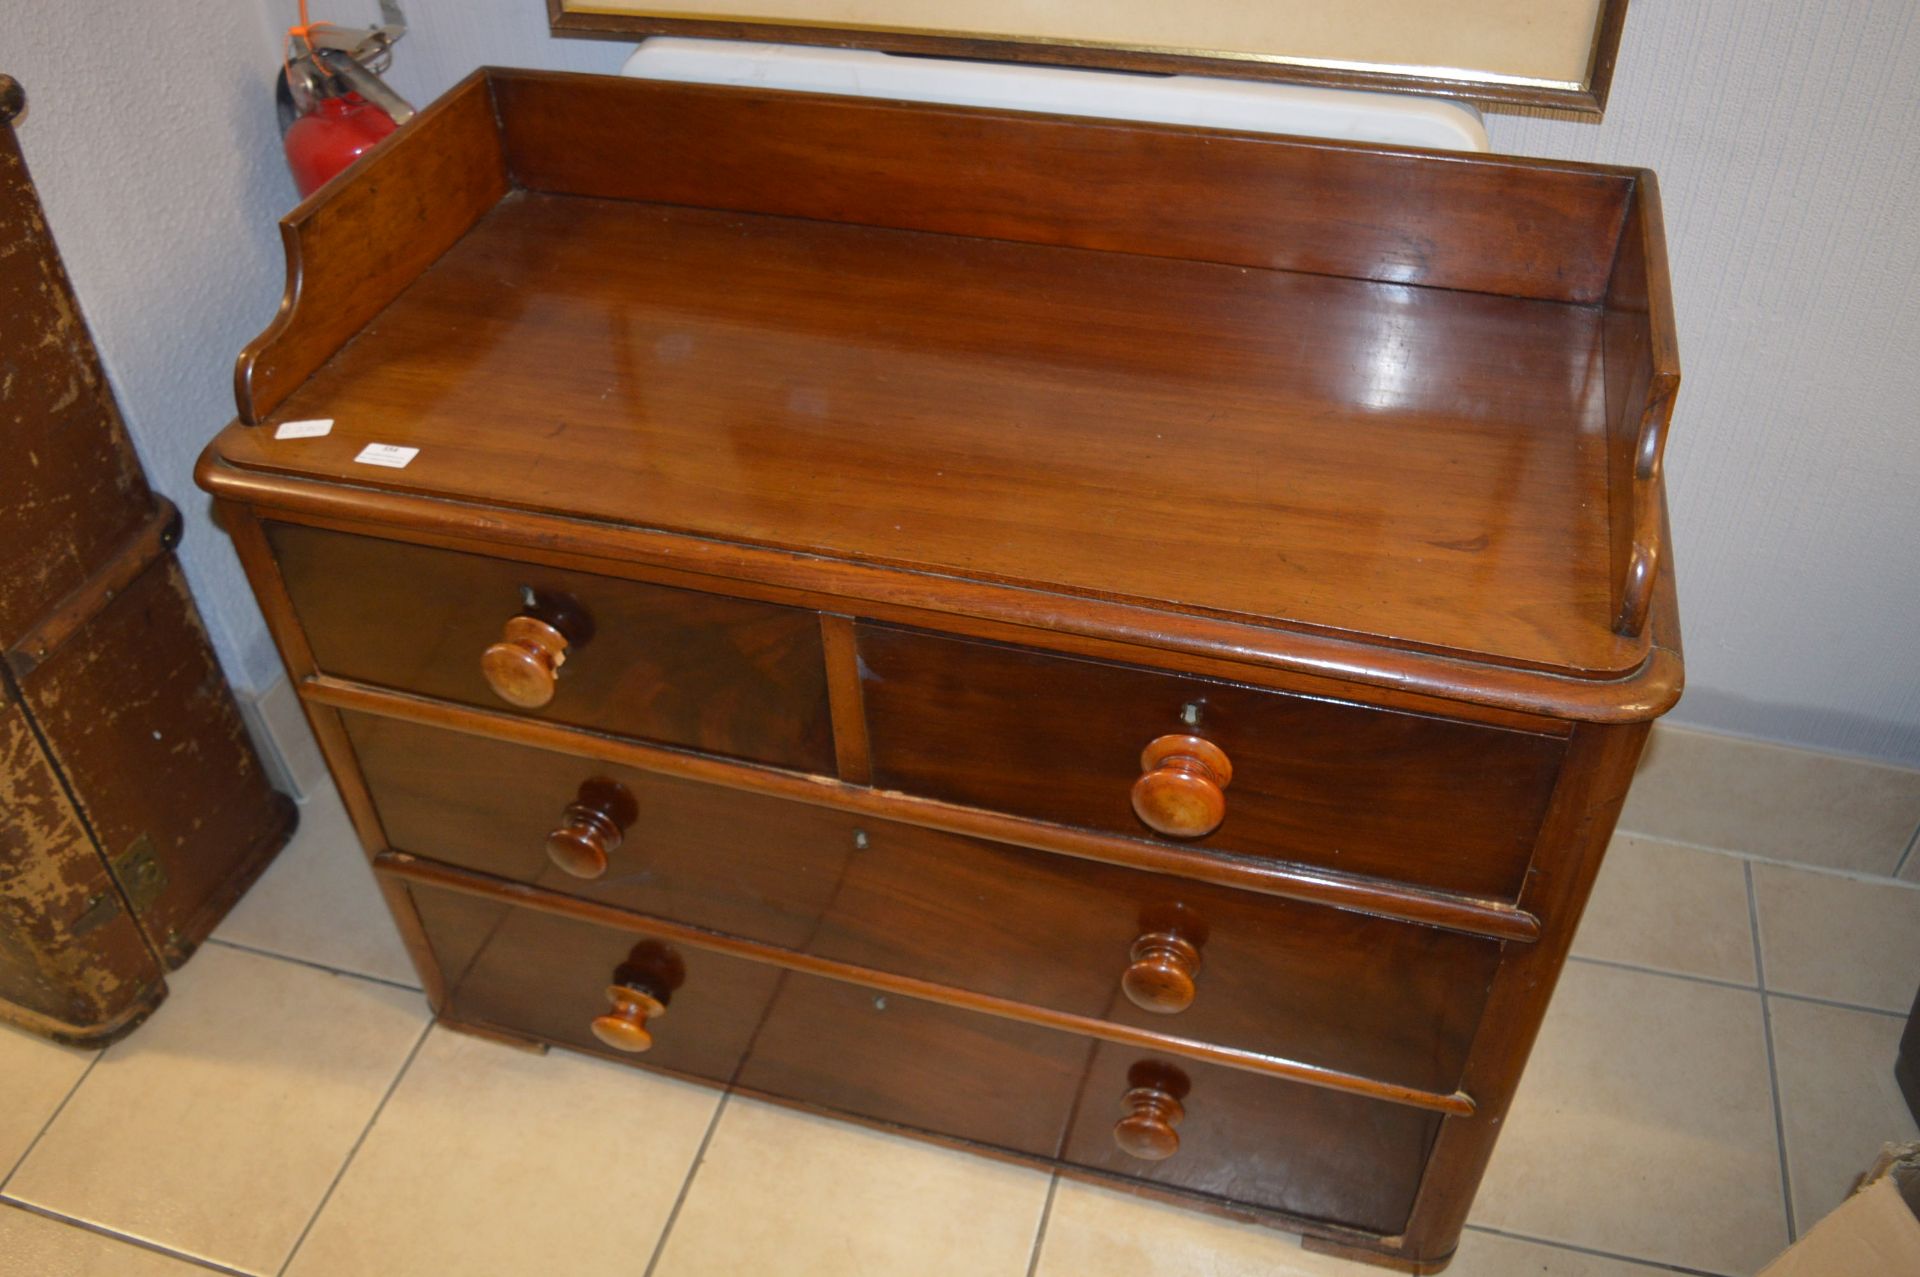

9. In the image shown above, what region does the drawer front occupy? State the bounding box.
[858,623,1567,899]
[1062,1044,1438,1236]
[269,522,834,772]
[347,712,1499,1096]
[744,980,1437,1232]
[397,876,1435,1234]
[404,879,784,1084]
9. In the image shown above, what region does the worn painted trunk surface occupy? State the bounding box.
[0,74,295,1045]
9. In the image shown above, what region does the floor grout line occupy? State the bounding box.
[202,936,424,995]
[274,1017,434,1277]
[641,1091,730,1277]
[1761,988,1911,1020]
[1462,1222,1733,1275]
[0,1050,100,1194]
[1023,1173,1060,1277]
[0,1199,254,1276]
[1747,861,1798,1242]
[1565,953,1911,1019]
[1894,818,1920,879]
[1565,953,1758,994]
[1614,830,1920,891]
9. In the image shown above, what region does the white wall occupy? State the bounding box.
[13,0,1919,765]
[4,1,299,694]
[1486,4,1920,764]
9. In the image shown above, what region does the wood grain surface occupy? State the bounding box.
[220,189,1633,676]
[269,522,835,773]
[308,674,1544,943]
[860,624,1566,899]
[344,709,1501,1094]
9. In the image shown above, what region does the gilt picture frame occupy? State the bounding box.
[548,0,1629,114]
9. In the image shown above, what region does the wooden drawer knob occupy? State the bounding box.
[1122,931,1202,1014]
[1113,1062,1190,1161]
[591,983,665,1053]
[545,778,639,879]
[1131,734,1232,838]
[481,615,569,708]
[590,943,684,1055]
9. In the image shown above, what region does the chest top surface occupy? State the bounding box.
[204,68,1680,705]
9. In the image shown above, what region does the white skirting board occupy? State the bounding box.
[235,674,330,805]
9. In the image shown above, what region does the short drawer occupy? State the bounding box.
[1059,1042,1438,1236]
[395,875,1436,1233]
[268,522,834,772]
[401,878,782,1084]
[346,711,1500,1097]
[858,623,1568,899]
[743,978,1439,1235]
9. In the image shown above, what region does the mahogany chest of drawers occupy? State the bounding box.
[198,68,1681,1271]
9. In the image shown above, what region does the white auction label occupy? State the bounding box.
[274,418,333,439]
[353,443,420,469]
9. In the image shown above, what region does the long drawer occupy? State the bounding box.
[858,623,1568,899]
[396,877,1440,1233]
[268,522,835,772]
[346,711,1500,1096]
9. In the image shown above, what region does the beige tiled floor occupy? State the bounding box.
[1751,862,1920,1012]
[210,787,420,990]
[1618,725,1920,876]
[3,790,1917,1277]
[1571,834,1758,984]
[1768,998,1919,1232]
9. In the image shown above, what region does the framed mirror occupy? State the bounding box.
[549,0,1629,114]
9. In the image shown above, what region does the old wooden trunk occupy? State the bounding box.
[0,75,295,1045]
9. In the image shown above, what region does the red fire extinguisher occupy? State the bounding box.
[278,2,414,198]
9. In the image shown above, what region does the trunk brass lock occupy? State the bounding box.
[70,835,168,936]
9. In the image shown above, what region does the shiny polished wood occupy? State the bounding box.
[1397,717,1656,1254]
[268,522,834,773]
[1065,1040,1442,1236]
[1605,178,1682,639]
[236,72,508,424]
[200,467,1679,727]
[479,615,570,708]
[199,70,1684,1273]
[590,983,664,1053]
[493,71,1632,303]
[819,613,872,784]
[1113,1061,1190,1161]
[400,872,1456,1247]
[544,777,637,880]
[1132,735,1233,839]
[207,68,1682,702]
[320,679,1542,943]
[379,849,1475,1115]
[221,189,1633,677]
[406,879,781,1084]
[860,625,1566,899]
[1122,928,1204,1016]
[343,709,1500,1096]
